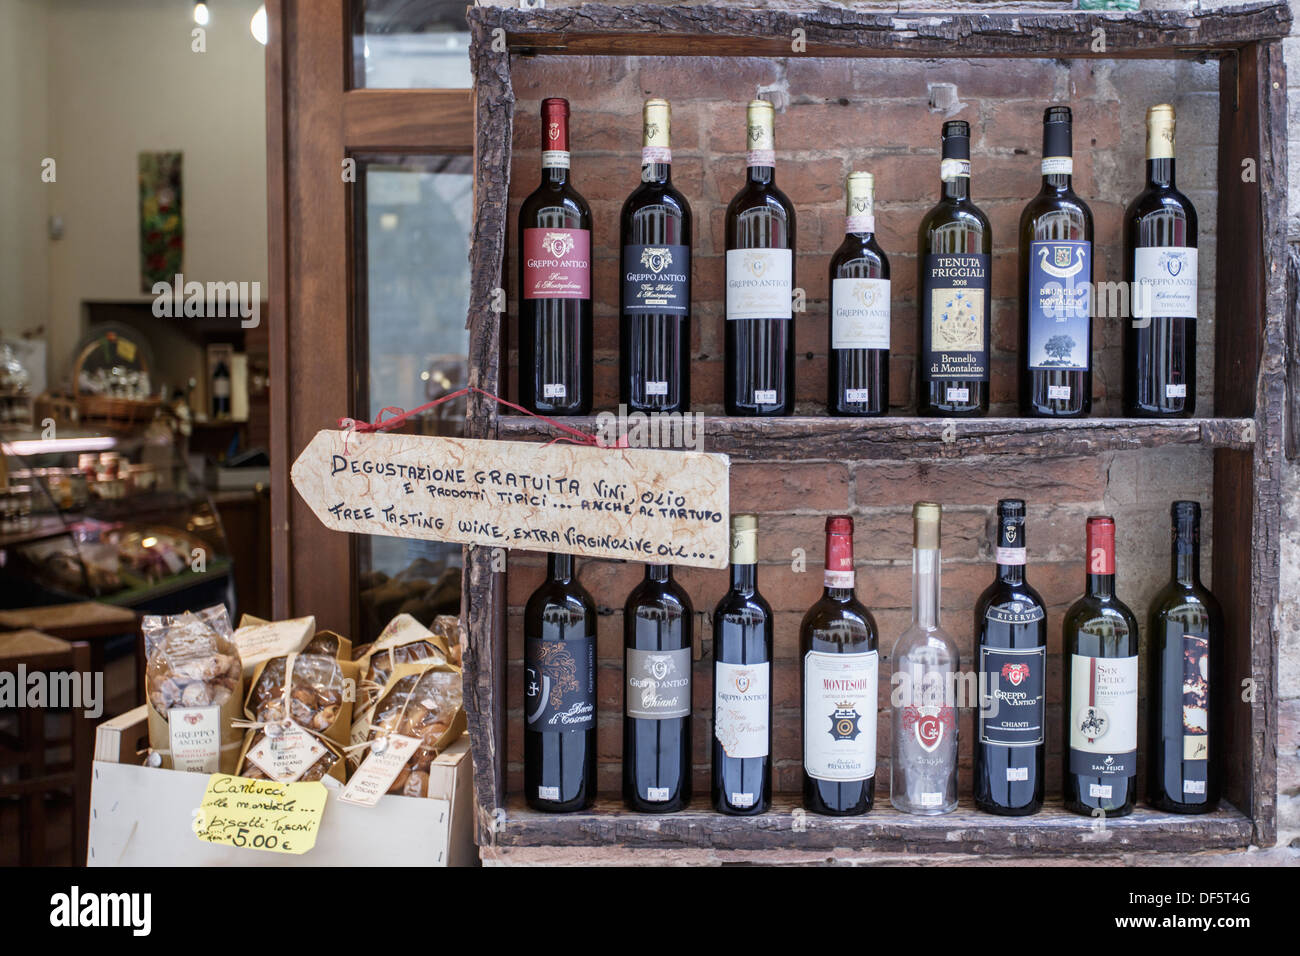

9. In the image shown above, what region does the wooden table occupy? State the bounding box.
[0,602,142,706]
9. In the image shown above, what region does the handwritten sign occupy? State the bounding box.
[193,774,327,855]
[291,430,730,569]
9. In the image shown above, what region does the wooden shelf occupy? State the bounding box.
[491,3,1291,59]
[495,415,1254,461]
[496,795,1253,856]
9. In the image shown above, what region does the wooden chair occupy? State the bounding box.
[0,602,142,706]
[0,630,94,865]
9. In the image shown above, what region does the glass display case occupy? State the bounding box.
[1,428,234,613]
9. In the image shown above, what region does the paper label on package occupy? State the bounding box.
[167,705,222,773]
[233,616,315,668]
[243,721,326,783]
[193,775,326,854]
[338,734,422,807]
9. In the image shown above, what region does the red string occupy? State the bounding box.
[337,386,622,453]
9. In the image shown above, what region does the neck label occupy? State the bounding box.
[1041,156,1073,176]
[995,546,1027,566]
[541,149,570,170]
[940,158,971,181]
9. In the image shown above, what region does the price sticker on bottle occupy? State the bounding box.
[192,774,328,855]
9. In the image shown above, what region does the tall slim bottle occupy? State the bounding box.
[1063,516,1140,817]
[1020,106,1093,417]
[917,120,992,417]
[890,502,960,814]
[712,514,773,814]
[800,516,879,815]
[620,98,692,413]
[524,553,597,812]
[623,563,694,812]
[518,97,593,415]
[1124,104,1198,417]
[828,172,891,416]
[724,99,796,416]
[1148,501,1222,813]
[973,499,1048,815]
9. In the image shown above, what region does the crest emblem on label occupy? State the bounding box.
[541,232,576,259]
[903,705,953,754]
[829,704,862,742]
[640,247,672,273]
[548,122,560,142]
[734,671,752,694]
[1002,662,1030,686]
[648,654,672,681]
[1076,705,1109,741]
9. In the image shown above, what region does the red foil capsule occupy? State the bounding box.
[541,97,570,152]
[1085,515,1116,575]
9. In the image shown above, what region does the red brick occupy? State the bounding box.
[638,56,784,103]
[854,457,1109,509]
[732,461,852,514]
[781,101,934,152]
[511,56,636,105]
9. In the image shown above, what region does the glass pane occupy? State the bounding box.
[354,154,472,642]
[351,0,471,90]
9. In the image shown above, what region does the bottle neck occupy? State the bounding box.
[1173,543,1200,586]
[1147,157,1176,188]
[731,561,757,595]
[1086,572,1115,599]
[1043,172,1072,192]
[941,176,969,201]
[912,548,940,628]
[641,161,671,184]
[548,553,574,584]
[997,561,1025,586]
[646,563,670,584]
[542,163,570,186]
[748,164,774,185]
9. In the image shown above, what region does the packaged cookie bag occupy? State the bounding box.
[142,609,243,773]
[349,614,450,765]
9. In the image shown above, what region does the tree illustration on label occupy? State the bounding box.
[1043,334,1078,365]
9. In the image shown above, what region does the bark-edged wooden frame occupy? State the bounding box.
[462,3,1288,856]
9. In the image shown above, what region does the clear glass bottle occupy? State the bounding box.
[890,501,960,814]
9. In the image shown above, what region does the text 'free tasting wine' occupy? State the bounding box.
[518,97,593,416]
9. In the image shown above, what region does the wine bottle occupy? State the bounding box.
[1148,501,1222,813]
[1063,516,1140,817]
[712,514,773,814]
[1124,104,1198,417]
[724,99,796,416]
[620,98,692,413]
[524,552,596,812]
[973,499,1048,815]
[890,502,960,814]
[1020,106,1093,417]
[623,563,694,812]
[828,172,891,416]
[518,97,593,416]
[800,516,879,815]
[917,120,991,417]
[211,358,231,418]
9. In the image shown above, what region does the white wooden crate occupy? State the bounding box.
[88,706,478,866]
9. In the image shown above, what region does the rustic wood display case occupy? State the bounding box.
[460,3,1289,862]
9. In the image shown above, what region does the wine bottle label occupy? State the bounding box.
[626,647,691,719]
[1041,156,1073,176]
[803,650,878,781]
[622,243,690,315]
[714,660,770,759]
[1181,631,1210,762]
[978,645,1046,746]
[921,253,990,382]
[1068,651,1138,777]
[845,214,875,234]
[725,249,792,320]
[993,546,1027,566]
[823,569,854,589]
[831,277,891,350]
[641,146,671,165]
[523,228,591,300]
[1027,240,1091,371]
[525,635,596,732]
[541,149,570,169]
[1132,247,1198,318]
[940,158,970,181]
[212,378,232,398]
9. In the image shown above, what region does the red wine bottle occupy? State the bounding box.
[1148,501,1222,813]
[1020,107,1093,417]
[800,516,879,815]
[917,120,991,416]
[973,499,1047,815]
[1124,104,1198,417]
[524,553,596,812]
[724,100,796,416]
[1062,516,1139,817]
[623,563,693,812]
[620,99,692,413]
[518,98,593,415]
[828,172,890,416]
[712,514,773,814]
